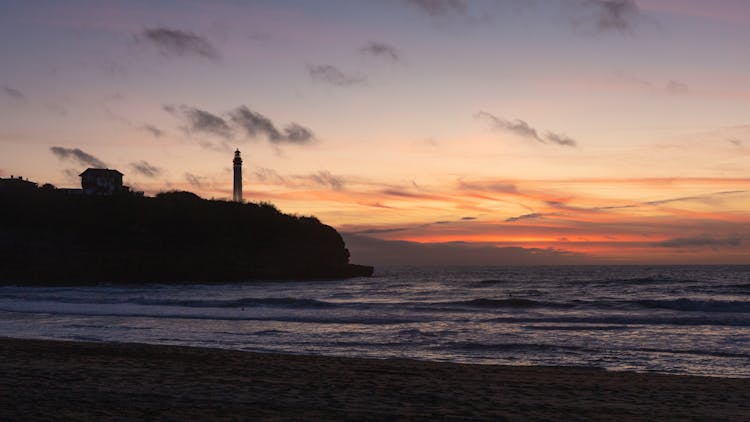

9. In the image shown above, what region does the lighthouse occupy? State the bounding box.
[233,149,243,202]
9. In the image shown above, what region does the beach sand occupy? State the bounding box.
[1,338,748,421]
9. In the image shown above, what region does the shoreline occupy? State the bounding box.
[2,337,749,420]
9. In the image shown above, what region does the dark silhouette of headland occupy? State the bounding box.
[0,170,373,285]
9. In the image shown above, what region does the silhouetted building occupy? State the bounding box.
[79,168,125,196]
[0,175,37,191]
[233,149,243,203]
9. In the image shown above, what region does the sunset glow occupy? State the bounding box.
[1,0,748,264]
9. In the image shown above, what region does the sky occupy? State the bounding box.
[1,0,749,265]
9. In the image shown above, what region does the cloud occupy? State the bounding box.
[654,235,742,249]
[140,27,220,60]
[352,228,409,235]
[2,85,24,99]
[665,80,689,95]
[282,123,315,144]
[614,72,689,96]
[229,106,280,140]
[577,0,643,33]
[461,216,477,221]
[140,124,164,138]
[62,169,79,180]
[253,167,286,184]
[252,167,347,191]
[400,0,468,17]
[501,190,746,218]
[360,42,401,62]
[544,131,578,147]
[308,64,366,86]
[458,180,518,193]
[165,104,315,147]
[505,213,545,222]
[380,189,436,199]
[230,106,314,144]
[476,111,578,147]
[644,190,745,206]
[728,139,743,146]
[184,172,205,187]
[130,161,162,178]
[397,0,646,34]
[164,105,232,139]
[50,147,107,168]
[479,113,541,141]
[614,71,654,89]
[308,170,345,190]
[341,233,586,266]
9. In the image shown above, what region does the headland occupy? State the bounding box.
[0,186,373,285]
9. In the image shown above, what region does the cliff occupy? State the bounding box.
[0,188,373,285]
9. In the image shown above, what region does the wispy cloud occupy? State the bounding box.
[62,169,80,181]
[505,212,546,222]
[139,27,220,60]
[360,41,402,62]
[253,167,287,184]
[308,64,366,86]
[230,106,314,144]
[50,147,107,168]
[478,113,540,140]
[165,104,315,147]
[230,107,280,140]
[544,131,578,147]
[400,0,468,17]
[613,70,654,89]
[644,190,745,206]
[164,105,232,139]
[576,0,644,33]
[351,228,409,235]
[475,111,578,147]
[252,167,346,191]
[458,179,518,193]
[342,233,585,266]
[309,170,346,191]
[613,72,690,95]
[2,85,24,99]
[654,235,742,249]
[130,161,162,178]
[665,80,689,95]
[184,172,206,187]
[140,124,164,138]
[396,0,649,35]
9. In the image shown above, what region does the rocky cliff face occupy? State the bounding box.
[0,189,373,285]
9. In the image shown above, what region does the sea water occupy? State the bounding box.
[1,265,749,378]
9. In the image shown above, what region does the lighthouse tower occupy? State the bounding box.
[233,149,243,202]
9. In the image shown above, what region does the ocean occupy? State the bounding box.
[1,265,749,378]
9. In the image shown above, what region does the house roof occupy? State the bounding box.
[79,168,124,177]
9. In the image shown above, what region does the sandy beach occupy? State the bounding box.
[0,338,748,420]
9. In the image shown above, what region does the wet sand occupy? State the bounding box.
[1,338,748,421]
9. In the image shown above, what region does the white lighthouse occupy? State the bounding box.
[233,149,243,202]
